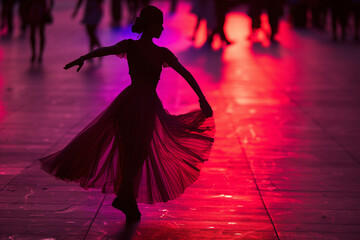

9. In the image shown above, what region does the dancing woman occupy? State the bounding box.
[40,6,215,221]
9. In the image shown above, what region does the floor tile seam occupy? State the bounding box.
[261,195,360,199]
[277,230,360,233]
[267,222,360,226]
[250,47,360,164]
[0,109,98,192]
[83,194,106,240]
[311,61,360,97]
[261,63,360,165]
[0,216,273,221]
[0,97,46,134]
[262,190,360,193]
[262,196,360,199]
[236,135,281,240]
[219,84,280,238]
[283,95,360,166]
[224,109,280,239]
[0,204,271,210]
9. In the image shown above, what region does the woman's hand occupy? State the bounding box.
[199,98,213,118]
[64,57,84,72]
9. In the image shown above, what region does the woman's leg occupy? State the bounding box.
[19,0,28,34]
[86,24,101,51]
[30,24,36,62]
[93,24,101,48]
[218,13,230,44]
[113,144,146,221]
[117,120,153,201]
[38,24,45,63]
[86,25,94,51]
[113,108,156,220]
[268,12,280,41]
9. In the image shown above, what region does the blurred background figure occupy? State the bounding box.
[170,0,178,14]
[110,0,122,28]
[248,0,264,39]
[207,0,232,46]
[126,0,138,22]
[1,0,16,35]
[310,0,327,30]
[27,0,54,63]
[19,0,29,35]
[288,0,308,28]
[265,0,285,42]
[329,0,351,41]
[127,0,149,23]
[73,0,103,51]
[0,0,28,36]
[353,0,360,41]
[190,0,208,41]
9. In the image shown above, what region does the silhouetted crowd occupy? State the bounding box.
[0,0,359,63]
[190,0,360,43]
[0,0,179,63]
[288,0,360,41]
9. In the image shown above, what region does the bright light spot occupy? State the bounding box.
[208,226,215,229]
[235,69,243,76]
[243,75,250,81]
[249,108,257,114]
[228,222,236,225]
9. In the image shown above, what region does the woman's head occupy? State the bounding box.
[131,6,164,38]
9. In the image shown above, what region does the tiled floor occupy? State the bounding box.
[1,1,360,239]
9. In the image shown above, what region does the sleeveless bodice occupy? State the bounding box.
[116,39,178,89]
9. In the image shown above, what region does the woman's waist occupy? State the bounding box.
[130,77,158,88]
[128,83,157,94]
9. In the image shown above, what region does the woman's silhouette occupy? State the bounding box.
[27,0,54,63]
[73,0,103,51]
[40,6,215,221]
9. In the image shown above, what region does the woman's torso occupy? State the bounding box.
[125,40,167,89]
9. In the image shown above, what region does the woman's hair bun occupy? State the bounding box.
[131,6,163,34]
[131,17,144,34]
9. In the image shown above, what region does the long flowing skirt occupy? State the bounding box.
[40,84,215,204]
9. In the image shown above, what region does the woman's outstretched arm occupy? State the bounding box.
[169,60,213,117]
[64,44,123,71]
